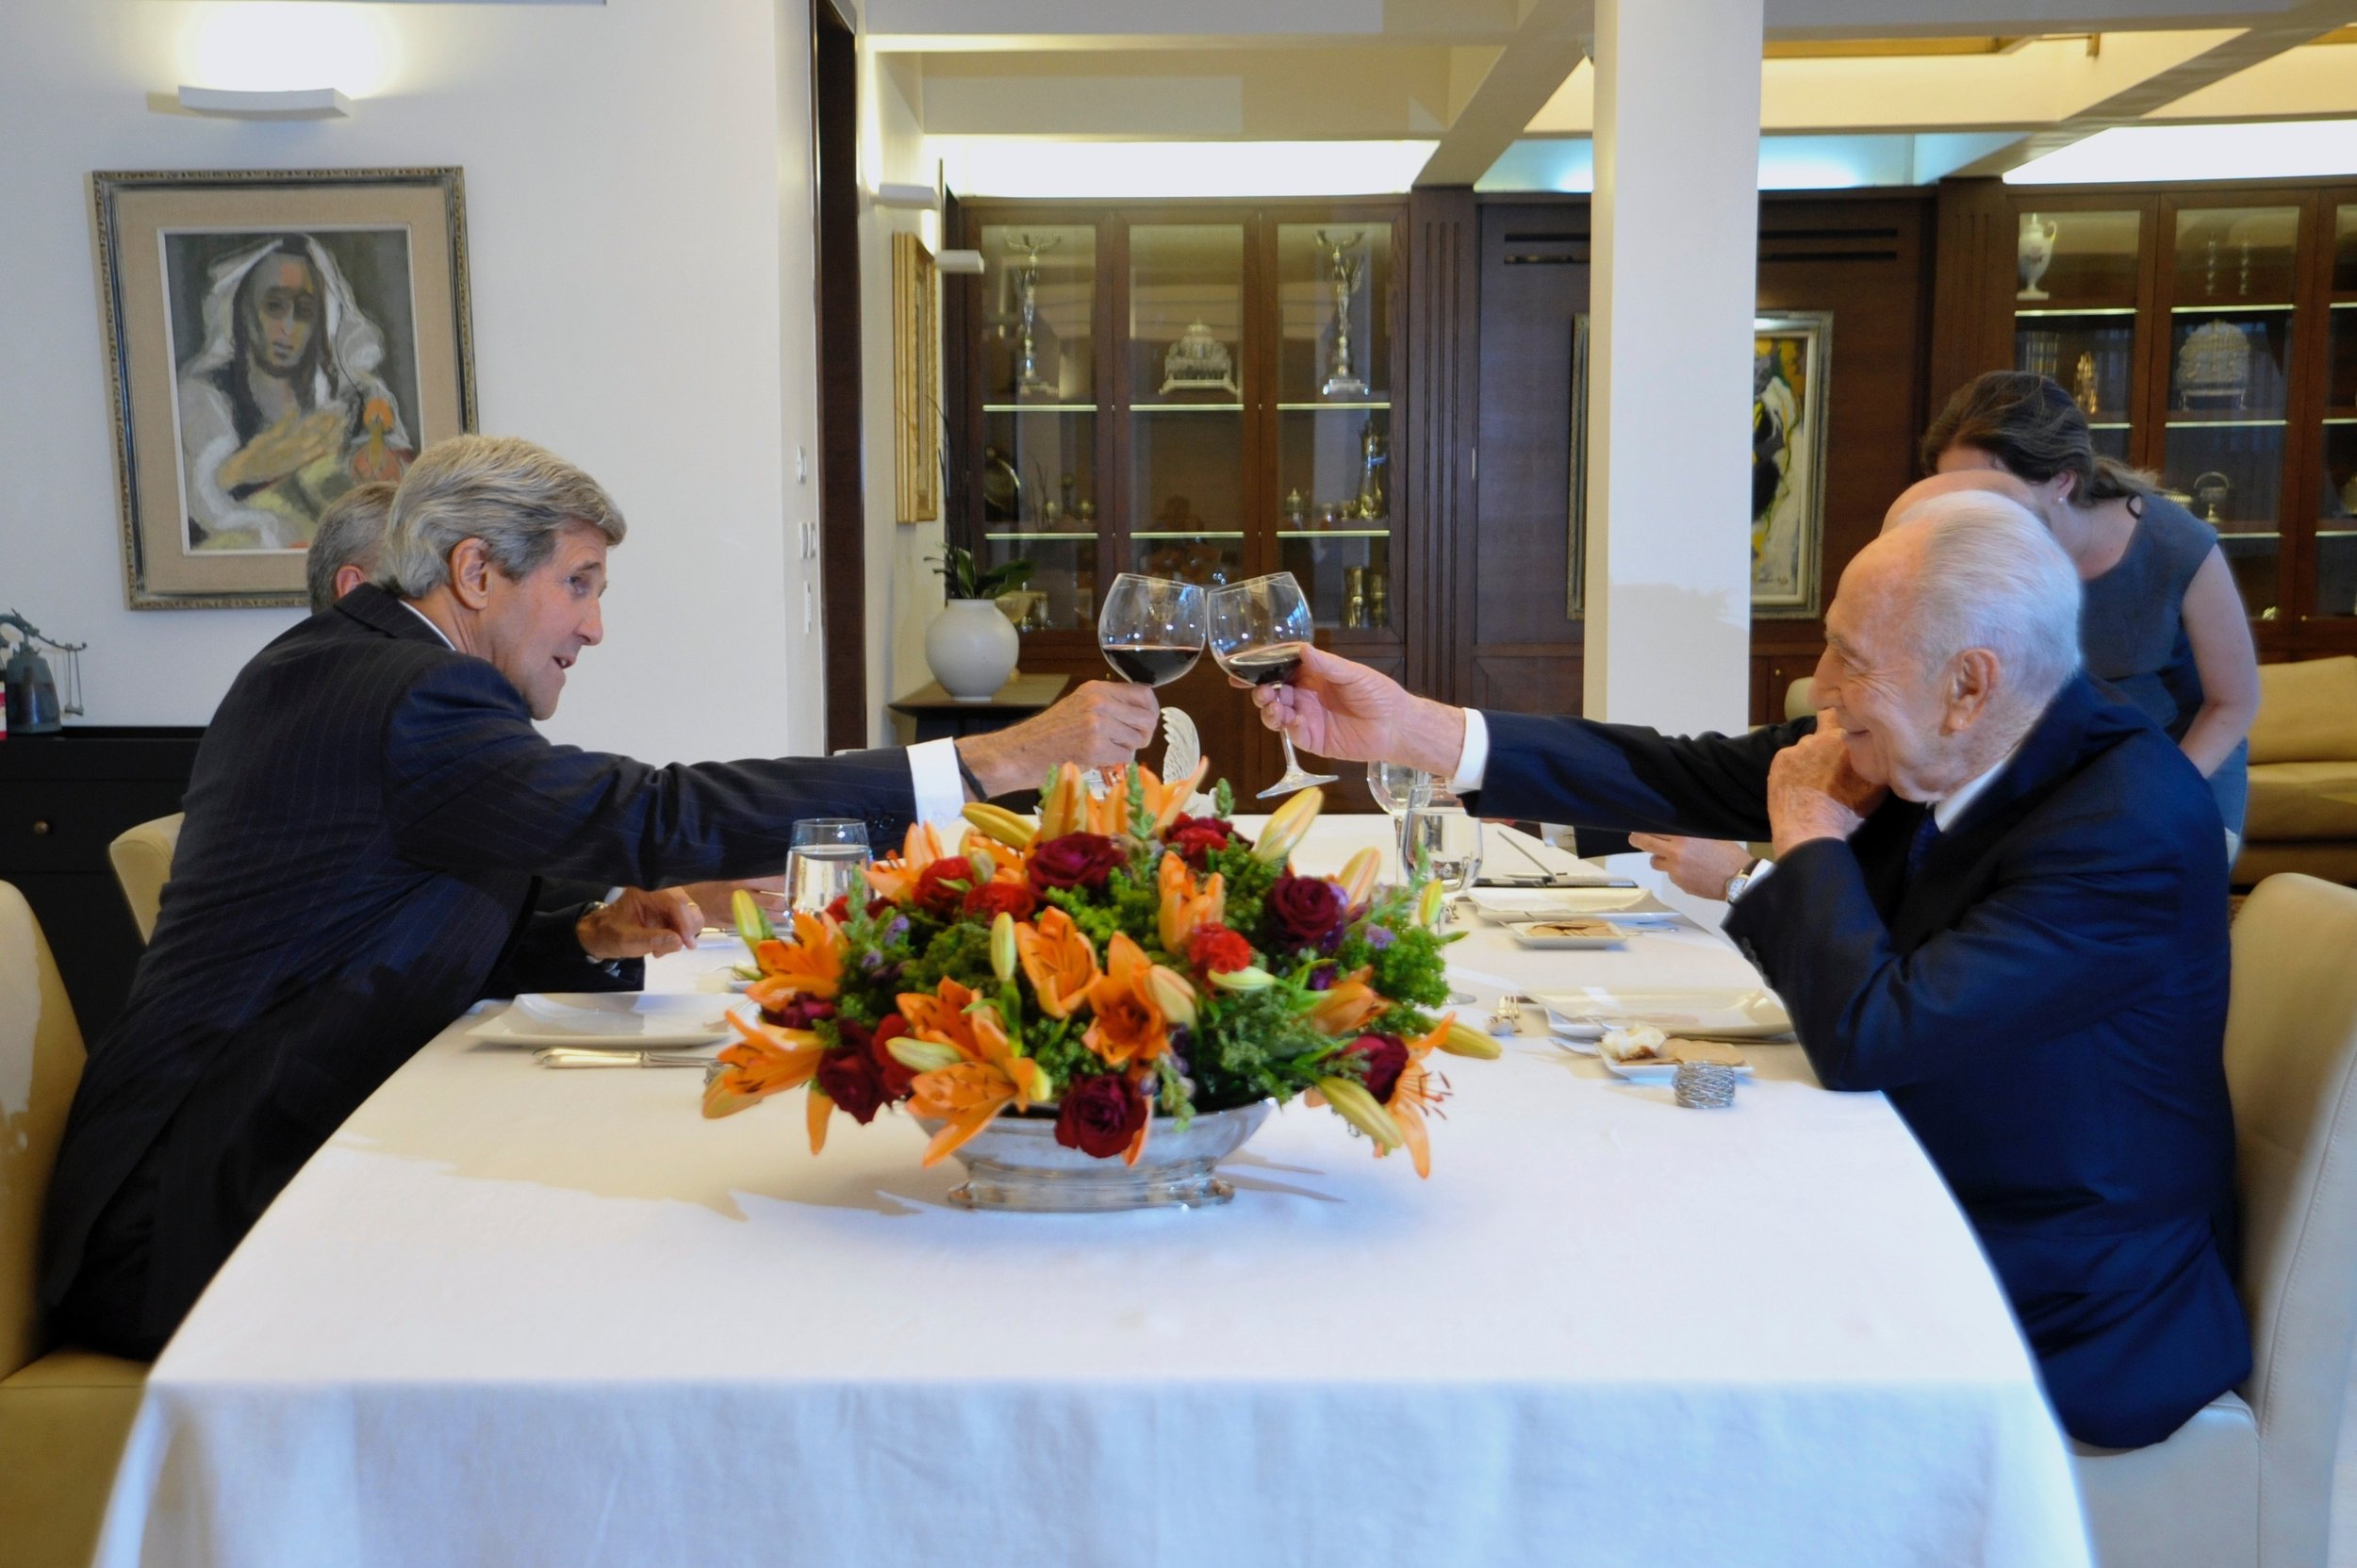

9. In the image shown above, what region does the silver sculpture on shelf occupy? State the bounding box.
[1356,419,1388,520]
[2017,213,2057,301]
[1005,232,1063,398]
[1160,320,1239,396]
[2191,471,2232,526]
[2177,320,2252,410]
[1314,228,1369,398]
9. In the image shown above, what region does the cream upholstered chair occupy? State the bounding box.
[1783,676,1815,721]
[0,882,149,1568]
[2072,872,2357,1568]
[107,813,182,944]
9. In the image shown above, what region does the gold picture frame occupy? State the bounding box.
[892,231,940,523]
[91,167,476,609]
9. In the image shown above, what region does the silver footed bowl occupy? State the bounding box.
[915,1100,1273,1212]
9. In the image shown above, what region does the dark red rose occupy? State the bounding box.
[867,1013,916,1098]
[1027,833,1127,895]
[762,997,837,1030]
[824,894,896,922]
[963,880,1039,921]
[1263,871,1346,951]
[914,856,979,916]
[1166,814,1240,867]
[1345,1033,1409,1104]
[1055,1071,1149,1159]
[816,1043,889,1123]
[1187,923,1255,976]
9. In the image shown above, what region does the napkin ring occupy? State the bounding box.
[1673,1062,1739,1110]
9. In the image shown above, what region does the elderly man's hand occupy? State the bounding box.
[958,680,1160,797]
[577,886,702,960]
[1627,834,1755,901]
[1767,728,1886,857]
[1242,645,1465,778]
[675,877,785,930]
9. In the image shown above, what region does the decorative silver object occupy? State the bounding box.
[1160,320,1239,397]
[1315,228,1369,397]
[1356,420,1388,520]
[915,1100,1274,1211]
[2177,320,2252,410]
[1673,1063,1740,1110]
[2017,213,2058,301]
[2191,470,2232,526]
[1283,487,1309,528]
[1005,231,1063,398]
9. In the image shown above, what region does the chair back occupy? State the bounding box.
[107,813,182,943]
[2223,873,2357,1567]
[1783,676,1816,721]
[0,883,87,1377]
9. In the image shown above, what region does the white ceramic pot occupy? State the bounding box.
[925,597,1020,701]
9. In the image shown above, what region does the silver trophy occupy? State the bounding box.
[1314,228,1369,398]
[1005,232,1063,399]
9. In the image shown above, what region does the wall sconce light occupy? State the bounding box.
[936,251,985,274]
[874,181,938,209]
[173,85,352,120]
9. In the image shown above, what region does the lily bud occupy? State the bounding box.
[1316,1077,1405,1150]
[1335,847,1381,911]
[961,802,1037,850]
[1416,880,1447,929]
[1209,966,1275,992]
[1441,1020,1503,1059]
[1145,965,1198,1027]
[886,1037,964,1073]
[1251,785,1326,863]
[990,911,1018,983]
[732,887,774,953]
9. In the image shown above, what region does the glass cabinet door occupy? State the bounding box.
[1276,223,1394,631]
[1125,223,1247,590]
[2317,204,2357,618]
[980,223,1098,633]
[2012,207,2140,462]
[2161,205,2302,620]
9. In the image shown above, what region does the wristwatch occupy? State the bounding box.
[1722,860,1765,903]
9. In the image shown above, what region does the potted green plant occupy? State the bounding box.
[925,546,1033,701]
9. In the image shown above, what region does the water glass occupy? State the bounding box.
[785,818,872,914]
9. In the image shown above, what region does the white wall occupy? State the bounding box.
[0,0,823,765]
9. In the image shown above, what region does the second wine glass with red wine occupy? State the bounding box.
[1097,573,1206,688]
[1206,571,1340,799]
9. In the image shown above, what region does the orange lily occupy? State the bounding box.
[746,911,842,1011]
[701,1013,823,1119]
[1156,852,1227,956]
[1305,966,1385,1037]
[1082,933,1171,1066]
[1037,764,1089,840]
[905,996,1049,1164]
[1015,907,1099,1018]
[866,822,953,903]
[1379,1017,1456,1178]
[898,977,982,1055]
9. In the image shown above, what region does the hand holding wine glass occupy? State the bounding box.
[1097,573,1205,687]
[1206,572,1340,799]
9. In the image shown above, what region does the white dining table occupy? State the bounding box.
[94,816,2092,1568]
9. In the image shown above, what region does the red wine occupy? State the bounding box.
[1103,644,1202,686]
[1224,642,1305,685]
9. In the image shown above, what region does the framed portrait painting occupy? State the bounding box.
[91,168,476,608]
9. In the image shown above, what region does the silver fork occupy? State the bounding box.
[1489,992,1524,1034]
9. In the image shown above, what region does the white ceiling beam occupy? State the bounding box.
[1414,0,1591,186]
[866,0,1522,51]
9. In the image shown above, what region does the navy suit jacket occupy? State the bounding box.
[44,586,921,1345]
[1478,677,2250,1447]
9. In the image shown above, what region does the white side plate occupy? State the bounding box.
[1508,919,1628,949]
[466,993,754,1048]
[1533,987,1793,1040]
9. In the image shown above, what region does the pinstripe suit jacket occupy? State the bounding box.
[43,585,918,1340]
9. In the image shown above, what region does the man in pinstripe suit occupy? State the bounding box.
[44,435,1156,1358]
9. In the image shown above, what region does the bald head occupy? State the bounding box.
[1882,468,2044,535]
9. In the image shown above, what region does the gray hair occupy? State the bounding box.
[307,481,395,614]
[375,436,626,597]
[1888,489,2082,711]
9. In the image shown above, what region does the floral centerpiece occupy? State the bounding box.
[702,760,1497,1190]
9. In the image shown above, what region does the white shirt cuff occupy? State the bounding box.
[1448,708,1490,795]
[1730,856,1774,900]
[907,738,969,828]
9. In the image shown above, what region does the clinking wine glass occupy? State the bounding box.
[1206,572,1341,799]
[1097,573,1205,687]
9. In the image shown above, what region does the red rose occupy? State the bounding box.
[1187,923,1255,976]
[1345,1033,1409,1104]
[914,856,979,916]
[816,1042,889,1123]
[963,880,1039,921]
[763,997,837,1030]
[867,1014,916,1098]
[1166,814,1240,868]
[1027,833,1127,895]
[823,894,895,922]
[1263,871,1346,952]
[1054,1071,1148,1159]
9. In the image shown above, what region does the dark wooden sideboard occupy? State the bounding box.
[0,727,203,1041]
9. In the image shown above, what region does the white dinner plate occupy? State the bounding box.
[1508,919,1628,949]
[466,993,754,1048]
[1597,1052,1756,1083]
[1468,887,1683,924]
[1532,987,1793,1040]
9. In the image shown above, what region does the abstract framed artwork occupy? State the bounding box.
[91,167,476,608]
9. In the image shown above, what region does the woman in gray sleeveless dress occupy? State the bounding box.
[1925,372,2258,840]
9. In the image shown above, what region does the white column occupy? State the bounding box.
[1581,0,1762,734]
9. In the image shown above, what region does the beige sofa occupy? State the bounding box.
[2234,656,2357,887]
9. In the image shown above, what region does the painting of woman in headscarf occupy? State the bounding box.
[164,229,420,552]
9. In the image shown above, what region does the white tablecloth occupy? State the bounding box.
[96,817,2092,1568]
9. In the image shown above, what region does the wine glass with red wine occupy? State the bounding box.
[1206,572,1340,799]
[1097,573,1206,687]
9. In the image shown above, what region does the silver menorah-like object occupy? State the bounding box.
[1005,232,1063,398]
[1314,228,1368,398]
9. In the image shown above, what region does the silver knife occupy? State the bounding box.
[533,1047,718,1068]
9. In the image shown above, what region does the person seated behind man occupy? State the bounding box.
[307,482,761,951]
[45,434,1159,1359]
[1242,491,2247,1450]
